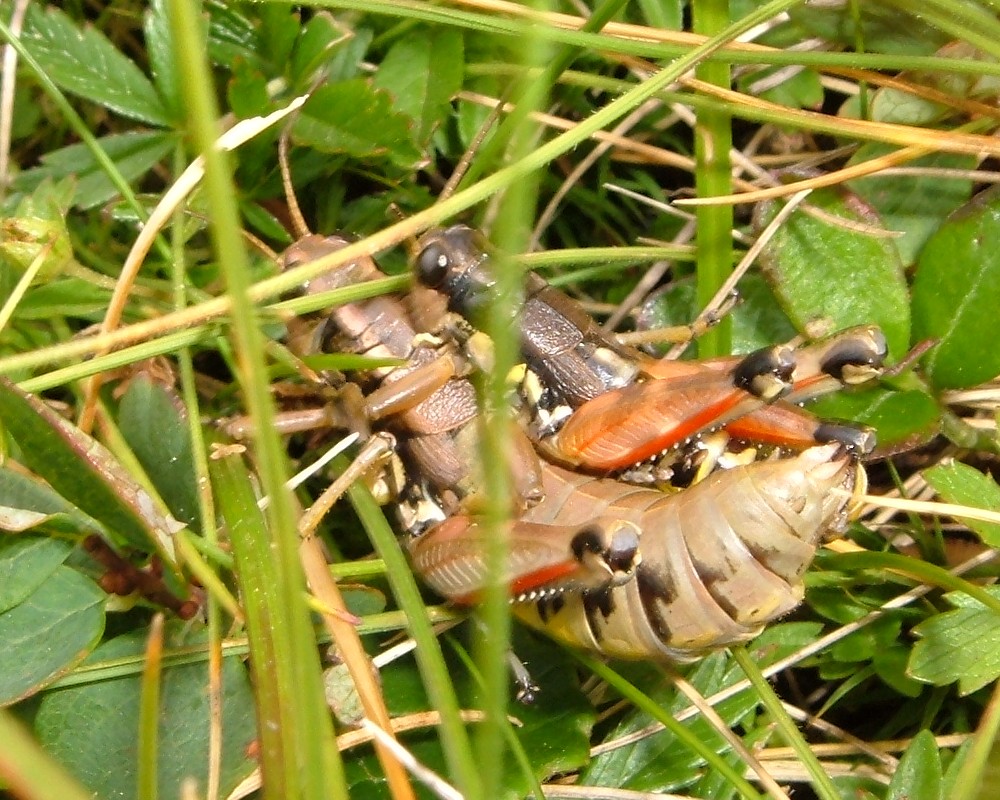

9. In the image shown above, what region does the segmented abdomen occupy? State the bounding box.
[514,443,855,661]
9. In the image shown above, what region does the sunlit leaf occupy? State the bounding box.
[910,587,1000,695]
[756,185,910,360]
[924,461,1000,547]
[912,187,1000,390]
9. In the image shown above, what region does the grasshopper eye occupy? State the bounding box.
[417,242,450,287]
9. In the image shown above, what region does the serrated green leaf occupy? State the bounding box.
[15,131,178,210]
[912,186,1000,390]
[34,626,257,798]
[0,565,105,706]
[887,729,942,800]
[924,461,1000,547]
[289,12,345,88]
[258,5,300,73]
[756,186,910,360]
[206,2,264,72]
[293,81,422,169]
[0,535,73,613]
[373,28,464,146]
[0,378,181,559]
[21,5,171,126]
[227,59,271,119]
[910,586,1000,695]
[584,624,819,793]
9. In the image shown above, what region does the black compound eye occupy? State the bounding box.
[417,242,450,287]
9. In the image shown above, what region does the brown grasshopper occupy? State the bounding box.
[277,231,869,662]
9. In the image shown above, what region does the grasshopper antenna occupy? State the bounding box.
[439,96,506,205]
[279,128,312,240]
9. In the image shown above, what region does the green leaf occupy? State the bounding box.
[21,5,171,127]
[787,4,947,55]
[0,206,74,282]
[873,642,924,698]
[34,626,257,798]
[13,278,114,322]
[227,59,271,119]
[0,565,105,706]
[584,624,820,793]
[258,4,300,74]
[206,2,264,72]
[289,12,348,88]
[293,81,422,169]
[849,147,975,266]
[923,461,1000,548]
[637,0,683,30]
[756,185,910,361]
[15,131,178,210]
[912,186,1000,390]
[887,729,942,800]
[118,376,200,529]
[0,378,182,559]
[501,631,595,793]
[910,586,1000,695]
[808,387,940,450]
[211,448,340,797]
[0,467,106,539]
[373,28,464,147]
[0,535,73,614]
[637,273,798,355]
[144,0,183,122]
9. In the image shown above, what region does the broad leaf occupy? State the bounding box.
[118,376,200,529]
[924,461,1000,548]
[808,387,940,450]
[22,5,171,126]
[293,81,422,169]
[0,535,73,614]
[887,730,942,800]
[848,147,975,266]
[374,28,464,147]
[0,565,105,706]
[0,379,183,560]
[0,468,106,539]
[15,131,178,210]
[910,587,1000,695]
[34,627,257,798]
[756,185,910,361]
[912,187,1000,390]
[144,0,183,122]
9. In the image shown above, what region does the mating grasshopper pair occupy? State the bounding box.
[284,224,886,662]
